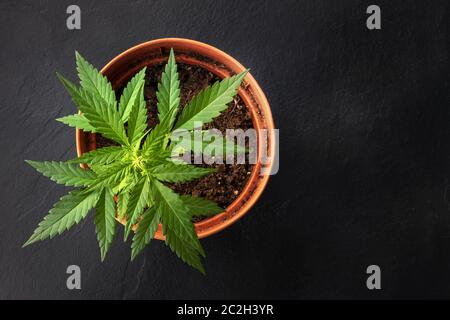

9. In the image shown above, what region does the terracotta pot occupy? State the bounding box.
[76,38,275,240]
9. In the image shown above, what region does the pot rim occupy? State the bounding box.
[76,38,275,239]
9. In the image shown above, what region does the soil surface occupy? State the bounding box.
[96,62,254,212]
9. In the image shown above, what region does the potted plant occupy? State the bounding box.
[24,38,275,273]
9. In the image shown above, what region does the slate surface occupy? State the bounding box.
[0,0,449,299]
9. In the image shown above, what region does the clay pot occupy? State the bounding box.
[76,38,275,239]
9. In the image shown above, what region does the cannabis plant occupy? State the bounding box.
[24,49,247,273]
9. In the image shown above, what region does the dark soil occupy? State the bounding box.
[96,63,254,212]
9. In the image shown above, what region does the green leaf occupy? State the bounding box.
[156,49,180,122]
[57,73,127,145]
[118,68,146,122]
[58,57,126,146]
[90,162,132,191]
[124,177,150,240]
[151,180,201,252]
[180,195,223,217]
[150,179,205,273]
[175,71,248,130]
[170,130,247,159]
[117,190,130,219]
[75,51,116,107]
[23,189,99,246]
[56,114,96,132]
[77,89,128,146]
[151,162,214,183]
[164,226,205,274]
[140,150,172,172]
[26,160,96,187]
[115,169,137,194]
[141,107,178,154]
[116,173,138,219]
[127,82,148,144]
[27,50,252,273]
[94,187,116,261]
[69,146,126,166]
[56,72,84,106]
[131,207,160,260]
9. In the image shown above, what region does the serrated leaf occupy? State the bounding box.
[26,49,250,274]
[180,195,223,217]
[175,71,247,130]
[75,51,116,107]
[131,207,160,261]
[151,162,214,183]
[127,81,148,144]
[170,130,247,159]
[150,179,205,259]
[114,170,138,195]
[117,191,130,219]
[26,160,96,187]
[164,226,205,274]
[141,107,178,154]
[131,128,150,151]
[60,57,127,146]
[116,174,138,219]
[69,146,126,166]
[124,177,150,240]
[58,71,127,146]
[77,89,128,146]
[94,187,116,261]
[118,68,146,122]
[56,114,96,132]
[56,72,84,106]
[156,49,180,122]
[90,162,131,191]
[23,189,99,246]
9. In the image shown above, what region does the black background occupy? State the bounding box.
[0,0,449,299]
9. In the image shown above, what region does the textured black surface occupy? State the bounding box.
[0,0,449,299]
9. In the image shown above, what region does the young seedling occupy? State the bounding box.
[24,49,247,273]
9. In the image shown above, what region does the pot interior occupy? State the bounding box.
[77,39,274,239]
